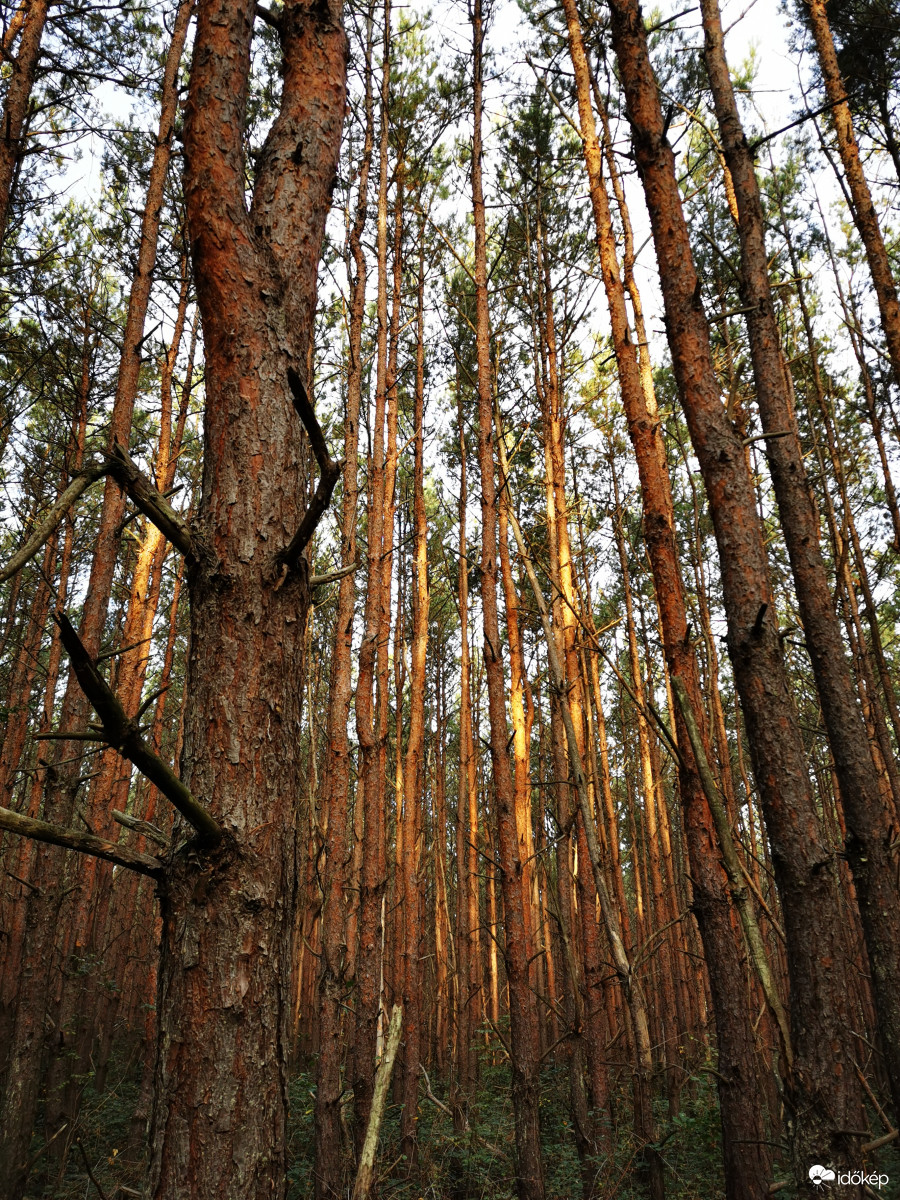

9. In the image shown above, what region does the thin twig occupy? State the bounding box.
[76,1138,109,1200]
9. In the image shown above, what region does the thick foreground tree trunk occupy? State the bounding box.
[147,2,347,1197]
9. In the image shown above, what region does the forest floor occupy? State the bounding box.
[24,1040,900,1199]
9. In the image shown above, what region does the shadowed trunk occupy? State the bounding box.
[604,0,867,1179]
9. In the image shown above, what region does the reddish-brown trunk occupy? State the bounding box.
[470,6,543,1193]
[146,0,347,1195]
[352,0,392,1142]
[701,0,900,1122]
[454,378,482,1109]
[313,8,374,1194]
[559,5,772,1188]
[0,0,49,247]
[804,0,900,384]
[605,0,867,1176]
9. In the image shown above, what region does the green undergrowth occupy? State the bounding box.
[24,1040,900,1199]
[286,1052,730,1200]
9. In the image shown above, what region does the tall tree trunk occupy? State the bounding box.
[559,3,772,1192]
[314,6,374,1193]
[604,0,867,1179]
[470,2,544,1194]
[398,225,429,1164]
[495,422,664,1200]
[454,378,482,1112]
[0,0,49,249]
[0,11,197,1186]
[700,0,900,1122]
[352,0,392,1145]
[146,1,346,1195]
[803,0,900,384]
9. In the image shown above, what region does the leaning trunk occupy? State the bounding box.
[604,0,866,1177]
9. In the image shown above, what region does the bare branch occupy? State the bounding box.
[55,613,222,845]
[112,809,169,849]
[108,443,193,557]
[0,441,194,589]
[310,561,358,587]
[276,368,342,572]
[76,1138,110,1200]
[0,463,107,584]
[33,730,103,742]
[0,805,163,877]
[418,1065,505,1157]
[96,635,153,663]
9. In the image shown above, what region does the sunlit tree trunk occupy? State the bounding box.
[398,223,429,1165]
[559,2,773,1191]
[454,377,482,1113]
[352,0,392,1145]
[470,3,544,1192]
[314,6,374,1192]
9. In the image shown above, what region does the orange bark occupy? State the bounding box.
[470,3,543,1191]
[314,7,373,1194]
[147,0,347,1194]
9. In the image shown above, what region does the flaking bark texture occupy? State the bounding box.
[147,2,347,1197]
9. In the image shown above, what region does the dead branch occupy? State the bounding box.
[111,810,169,849]
[55,613,222,845]
[0,463,107,584]
[309,561,358,587]
[277,368,341,572]
[107,443,193,557]
[0,805,163,877]
[0,444,193,588]
[76,1137,109,1200]
[418,1068,505,1157]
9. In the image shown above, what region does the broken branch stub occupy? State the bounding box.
[0,805,163,877]
[276,368,342,572]
[54,612,222,845]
